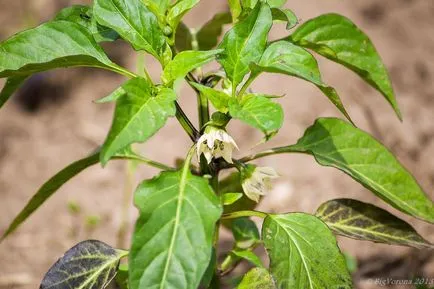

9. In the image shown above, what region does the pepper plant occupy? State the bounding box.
[1,0,433,288]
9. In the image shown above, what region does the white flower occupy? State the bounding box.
[241,166,279,202]
[196,126,238,164]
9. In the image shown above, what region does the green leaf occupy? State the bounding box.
[288,13,401,119]
[93,0,166,61]
[167,0,200,32]
[54,5,119,42]
[101,78,177,164]
[189,82,231,113]
[0,21,125,78]
[196,12,232,50]
[232,249,263,268]
[237,268,275,289]
[232,217,260,249]
[162,49,222,84]
[40,240,128,289]
[175,22,193,52]
[243,0,286,9]
[251,41,351,122]
[284,118,434,223]
[222,193,243,205]
[0,152,100,241]
[316,199,433,249]
[262,213,352,289]
[130,169,222,289]
[228,0,242,22]
[218,2,272,90]
[116,264,130,289]
[143,0,171,23]
[271,8,298,29]
[229,95,283,139]
[0,76,28,109]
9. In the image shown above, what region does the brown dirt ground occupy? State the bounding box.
[0,0,433,288]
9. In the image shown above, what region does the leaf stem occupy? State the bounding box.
[175,102,200,141]
[114,155,175,171]
[237,74,257,98]
[221,210,268,220]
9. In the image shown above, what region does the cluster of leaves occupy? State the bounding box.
[0,0,433,289]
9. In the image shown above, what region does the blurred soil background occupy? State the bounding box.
[0,0,433,288]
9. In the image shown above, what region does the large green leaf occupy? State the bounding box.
[167,0,200,32]
[162,49,222,84]
[237,268,275,289]
[189,82,231,113]
[288,14,401,119]
[316,199,433,249]
[130,169,222,289]
[93,0,166,61]
[54,5,119,42]
[0,76,28,109]
[262,213,352,289]
[251,41,351,122]
[281,118,434,223]
[196,12,232,50]
[218,2,272,91]
[229,94,283,139]
[40,240,127,289]
[0,21,125,78]
[101,78,176,164]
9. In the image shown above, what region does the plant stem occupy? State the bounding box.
[114,155,175,171]
[175,102,200,141]
[237,74,258,98]
[187,72,210,130]
[221,210,268,220]
[117,159,136,249]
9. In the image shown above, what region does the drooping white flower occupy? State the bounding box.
[196,126,238,164]
[241,165,279,202]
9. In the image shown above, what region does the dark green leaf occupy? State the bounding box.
[40,240,127,289]
[201,248,216,288]
[218,2,272,90]
[54,5,119,42]
[0,21,126,78]
[196,12,232,50]
[262,213,352,289]
[316,199,433,249]
[229,95,284,139]
[93,0,166,61]
[222,193,243,205]
[190,82,231,113]
[130,169,222,289]
[167,0,200,32]
[0,76,28,109]
[232,249,263,268]
[271,8,297,29]
[288,13,401,119]
[116,264,129,289]
[162,49,222,84]
[175,22,193,52]
[101,78,177,164]
[232,217,260,249]
[237,268,275,289]
[0,152,100,241]
[283,118,434,223]
[251,41,351,122]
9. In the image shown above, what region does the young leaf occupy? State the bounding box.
[54,5,119,42]
[162,49,223,84]
[40,240,128,289]
[271,8,298,29]
[218,2,272,91]
[0,21,125,78]
[101,78,177,164]
[229,95,284,140]
[232,217,260,249]
[228,0,242,22]
[288,14,401,119]
[167,0,200,32]
[0,152,100,241]
[282,118,434,223]
[175,22,193,52]
[189,82,231,113]
[93,0,166,61]
[0,76,28,109]
[222,192,243,205]
[196,12,232,50]
[262,213,352,289]
[130,170,222,289]
[251,41,351,122]
[316,199,433,249]
[237,268,275,289]
[143,0,171,23]
[243,0,286,9]
[232,249,264,268]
